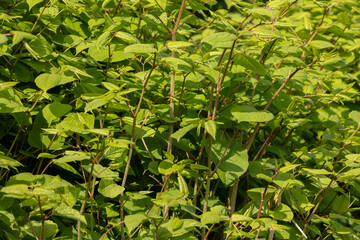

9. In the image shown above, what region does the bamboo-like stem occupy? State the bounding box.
[77,154,98,240]
[38,196,45,240]
[119,53,157,239]
[30,0,50,33]
[167,0,187,154]
[202,136,212,240]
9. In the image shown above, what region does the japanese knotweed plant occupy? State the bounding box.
[0,0,360,239]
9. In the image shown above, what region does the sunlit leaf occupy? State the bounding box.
[124,44,157,54]
[98,179,124,198]
[35,73,75,92]
[235,54,269,76]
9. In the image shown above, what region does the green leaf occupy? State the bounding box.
[301,168,332,176]
[0,155,22,170]
[270,204,293,222]
[85,128,110,136]
[167,41,194,51]
[337,12,352,26]
[102,82,120,91]
[331,194,350,214]
[26,0,44,10]
[123,125,155,139]
[223,105,274,123]
[124,44,157,54]
[248,187,276,203]
[201,32,237,49]
[188,0,208,10]
[172,124,197,142]
[26,35,52,57]
[24,220,58,239]
[207,138,249,186]
[56,112,95,133]
[235,54,269,76]
[0,82,18,92]
[268,0,290,9]
[35,73,75,92]
[42,103,72,125]
[163,151,175,161]
[54,151,90,164]
[1,184,31,199]
[114,31,139,44]
[156,0,167,9]
[310,40,335,49]
[125,213,147,233]
[98,179,124,198]
[204,120,216,140]
[102,0,112,8]
[0,209,15,227]
[96,31,111,48]
[83,163,119,179]
[279,164,299,174]
[231,214,253,222]
[37,153,56,159]
[177,173,188,196]
[251,26,282,38]
[158,160,174,175]
[62,65,92,78]
[54,163,82,177]
[190,164,208,171]
[162,57,192,72]
[249,7,271,20]
[84,97,109,112]
[54,204,87,224]
[251,25,282,38]
[327,26,353,41]
[349,110,360,124]
[0,88,27,113]
[201,211,221,225]
[32,186,54,196]
[0,34,8,44]
[12,31,37,46]
[107,138,133,148]
[148,161,159,175]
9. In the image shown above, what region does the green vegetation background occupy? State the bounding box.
[0,0,360,239]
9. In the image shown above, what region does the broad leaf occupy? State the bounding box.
[172,124,197,142]
[0,82,18,91]
[12,31,37,46]
[54,204,87,224]
[83,163,119,179]
[115,31,139,44]
[23,220,58,239]
[235,54,269,76]
[54,151,90,164]
[124,44,157,54]
[96,31,111,48]
[98,179,124,198]
[26,0,44,10]
[207,138,249,186]
[125,213,147,233]
[204,120,216,140]
[0,155,22,170]
[42,103,72,125]
[223,105,274,123]
[35,73,75,92]
[270,204,293,222]
[201,32,237,49]
[349,111,360,124]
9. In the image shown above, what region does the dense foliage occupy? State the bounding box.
[1,0,360,239]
